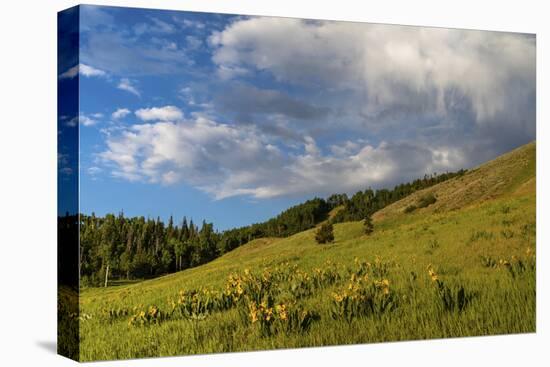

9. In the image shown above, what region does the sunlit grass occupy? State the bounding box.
[76,142,536,361]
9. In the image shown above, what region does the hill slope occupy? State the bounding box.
[79,141,536,361]
[374,141,535,221]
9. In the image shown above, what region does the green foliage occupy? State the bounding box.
[501,229,515,239]
[333,170,465,222]
[101,307,130,323]
[246,300,319,336]
[498,253,536,279]
[404,193,438,214]
[427,238,440,250]
[311,262,341,288]
[128,305,168,327]
[417,193,437,208]
[330,273,397,322]
[315,222,335,244]
[480,255,497,268]
[434,281,471,313]
[57,287,80,360]
[169,288,234,320]
[468,230,494,244]
[79,170,464,287]
[364,215,374,235]
[427,266,472,313]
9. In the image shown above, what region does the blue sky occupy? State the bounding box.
[58,5,536,230]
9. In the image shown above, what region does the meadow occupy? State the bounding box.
[76,142,536,361]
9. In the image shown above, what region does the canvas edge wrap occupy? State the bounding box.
[57,5,80,361]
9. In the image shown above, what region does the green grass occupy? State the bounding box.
[76,142,536,361]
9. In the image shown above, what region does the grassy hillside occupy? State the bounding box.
[78,142,536,361]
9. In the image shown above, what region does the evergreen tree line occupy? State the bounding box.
[330,170,466,223]
[79,169,465,286]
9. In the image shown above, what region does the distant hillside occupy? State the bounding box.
[79,162,465,287]
[374,141,535,222]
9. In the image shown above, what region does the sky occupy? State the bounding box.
[58,5,536,230]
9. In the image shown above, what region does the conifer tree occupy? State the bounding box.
[364,215,374,235]
[315,222,335,244]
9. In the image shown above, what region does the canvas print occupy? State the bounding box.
[58,4,536,362]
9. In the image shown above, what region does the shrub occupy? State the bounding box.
[427,265,472,313]
[128,305,167,326]
[312,261,341,289]
[315,222,335,244]
[288,269,313,299]
[364,215,374,235]
[101,307,130,323]
[245,299,319,336]
[330,273,397,322]
[404,204,417,213]
[352,256,391,278]
[499,255,535,279]
[417,193,437,209]
[480,255,497,268]
[168,287,236,321]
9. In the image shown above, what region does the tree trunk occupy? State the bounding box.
[104,265,109,287]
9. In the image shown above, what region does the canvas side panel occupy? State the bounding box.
[57,5,80,362]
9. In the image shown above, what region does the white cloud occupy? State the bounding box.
[80,116,97,127]
[80,29,194,76]
[99,116,466,200]
[185,35,202,50]
[330,141,361,157]
[87,166,102,175]
[66,113,100,127]
[176,18,205,30]
[117,78,141,97]
[135,106,183,121]
[59,65,79,79]
[133,17,175,36]
[59,63,107,79]
[80,64,107,78]
[210,18,535,122]
[111,108,131,120]
[65,117,78,127]
[100,116,278,186]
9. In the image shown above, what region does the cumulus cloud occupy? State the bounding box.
[86,12,535,202]
[117,78,141,97]
[209,18,535,123]
[135,106,183,121]
[112,108,131,120]
[81,115,98,127]
[99,116,467,199]
[59,63,106,79]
